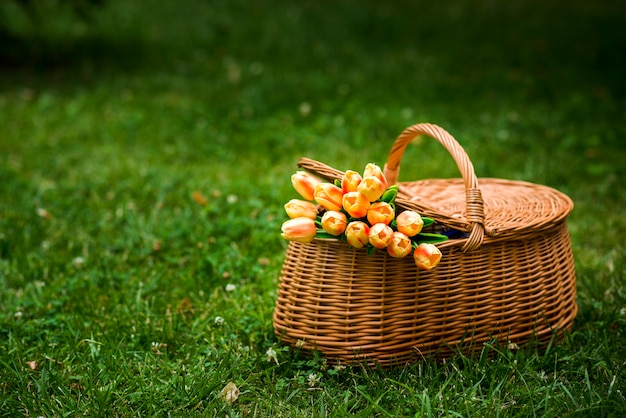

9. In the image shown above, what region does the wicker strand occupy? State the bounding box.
[463,188,486,251]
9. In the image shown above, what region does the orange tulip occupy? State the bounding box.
[341,170,362,193]
[396,210,424,237]
[321,210,348,236]
[363,163,388,189]
[314,183,344,211]
[291,171,322,201]
[342,191,370,218]
[387,231,412,258]
[413,243,442,270]
[281,217,317,243]
[345,221,370,248]
[368,223,394,249]
[367,201,395,225]
[284,199,318,219]
[357,176,386,202]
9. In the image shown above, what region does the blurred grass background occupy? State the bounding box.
[1,0,625,415]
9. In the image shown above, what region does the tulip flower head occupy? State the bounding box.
[357,176,386,202]
[413,243,442,270]
[284,199,318,219]
[387,231,412,258]
[367,201,395,225]
[345,221,370,248]
[314,183,343,211]
[281,217,317,243]
[342,191,370,219]
[363,163,388,190]
[368,223,394,249]
[396,210,424,237]
[291,171,322,201]
[321,211,348,236]
[341,170,362,194]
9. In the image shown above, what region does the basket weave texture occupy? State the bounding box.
[273,123,577,366]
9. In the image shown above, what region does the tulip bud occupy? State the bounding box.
[387,231,412,258]
[314,183,344,211]
[341,170,362,193]
[368,223,394,249]
[413,243,442,270]
[345,221,370,248]
[281,217,317,243]
[367,201,395,225]
[284,199,318,219]
[321,210,348,236]
[342,191,370,218]
[363,163,388,189]
[396,210,424,237]
[357,176,386,202]
[291,171,322,201]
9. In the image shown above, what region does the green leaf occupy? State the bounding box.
[315,231,337,239]
[366,245,377,256]
[422,217,435,227]
[380,186,398,204]
[413,233,448,244]
[334,179,342,188]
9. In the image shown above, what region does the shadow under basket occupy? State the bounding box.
[273,123,577,366]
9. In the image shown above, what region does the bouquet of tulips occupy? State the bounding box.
[280,163,448,270]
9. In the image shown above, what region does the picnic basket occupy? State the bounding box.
[273,123,577,366]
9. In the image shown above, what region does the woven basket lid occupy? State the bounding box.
[298,123,573,251]
[395,177,573,239]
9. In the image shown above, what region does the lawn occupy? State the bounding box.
[1,0,625,416]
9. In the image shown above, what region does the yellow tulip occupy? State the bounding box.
[291,171,322,201]
[321,211,348,236]
[284,199,318,219]
[367,201,394,225]
[280,217,317,243]
[387,231,412,258]
[357,176,386,202]
[363,163,388,189]
[314,183,344,211]
[345,221,370,248]
[396,210,424,237]
[341,170,362,193]
[342,191,370,218]
[368,223,394,249]
[413,243,442,270]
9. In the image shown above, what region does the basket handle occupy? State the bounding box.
[384,123,485,252]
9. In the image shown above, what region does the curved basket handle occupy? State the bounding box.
[384,123,485,252]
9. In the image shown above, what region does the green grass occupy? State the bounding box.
[1,0,625,416]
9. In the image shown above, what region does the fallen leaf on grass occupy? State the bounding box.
[36,208,52,219]
[177,297,193,314]
[218,381,240,403]
[192,191,208,206]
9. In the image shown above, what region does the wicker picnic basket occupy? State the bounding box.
[273,123,577,366]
